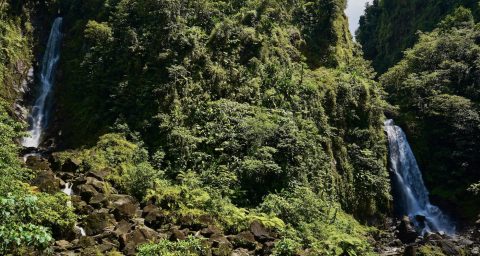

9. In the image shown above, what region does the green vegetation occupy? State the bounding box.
[357,0,480,74]
[137,236,207,256]
[380,8,480,218]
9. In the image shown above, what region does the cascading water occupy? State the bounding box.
[22,17,63,148]
[385,119,455,235]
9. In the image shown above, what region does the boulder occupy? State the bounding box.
[110,195,139,220]
[121,226,159,255]
[26,155,51,171]
[31,169,60,193]
[397,216,418,244]
[232,248,251,256]
[89,193,108,208]
[200,225,222,238]
[231,231,257,250]
[170,227,187,241]
[142,204,166,229]
[85,177,107,193]
[84,210,117,236]
[114,220,133,237]
[436,239,462,256]
[54,240,72,251]
[62,158,82,173]
[249,221,273,242]
[77,184,98,202]
[210,234,233,256]
[86,168,111,181]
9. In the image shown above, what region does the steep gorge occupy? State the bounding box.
[2,0,480,255]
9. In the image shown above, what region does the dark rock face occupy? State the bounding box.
[84,210,116,236]
[31,169,60,193]
[397,216,418,244]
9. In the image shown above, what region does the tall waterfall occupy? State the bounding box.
[385,120,455,235]
[22,17,63,148]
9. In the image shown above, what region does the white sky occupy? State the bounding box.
[346,0,372,36]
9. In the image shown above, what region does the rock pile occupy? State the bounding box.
[25,154,279,255]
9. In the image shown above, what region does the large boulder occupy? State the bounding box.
[62,158,82,173]
[397,216,418,244]
[142,204,167,229]
[249,221,274,242]
[230,231,257,250]
[26,155,51,171]
[210,234,233,256]
[31,169,61,193]
[110,195,140,220]
[77,184,98,202]
[121,226,159,255]
[84,209,117,236]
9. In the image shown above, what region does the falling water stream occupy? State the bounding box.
[385,120,455,235]
[22,17,86,237]
[22,17,63,148]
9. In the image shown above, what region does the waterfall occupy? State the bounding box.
[22,17,63,148]
[385,119,455,235]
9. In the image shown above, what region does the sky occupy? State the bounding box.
[346,0,372,36]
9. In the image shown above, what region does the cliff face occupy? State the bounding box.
[357,0,480,74]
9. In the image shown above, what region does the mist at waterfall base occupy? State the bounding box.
[22,17,63,148]
[385,120,456,235]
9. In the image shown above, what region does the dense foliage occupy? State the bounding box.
[381,8,480,218]
[357,0,480,74]
[2,0,396,254]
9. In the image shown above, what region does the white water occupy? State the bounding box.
[22,17,63,148]
[62,183,86,237]
[385,120,455,235]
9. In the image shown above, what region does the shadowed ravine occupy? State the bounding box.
[22,17,63,148]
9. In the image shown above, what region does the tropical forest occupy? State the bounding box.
[0,0,479,255]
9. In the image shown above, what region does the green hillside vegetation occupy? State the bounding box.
[357,0,480,74]
[0,0,395,254]
[381,7,480,218]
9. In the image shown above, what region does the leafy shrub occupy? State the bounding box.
[137,236,207,256]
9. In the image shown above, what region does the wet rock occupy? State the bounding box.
[231,231,257,250]
[436,239,462,256]
[31,169,60,193]
[397,216,418,244]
